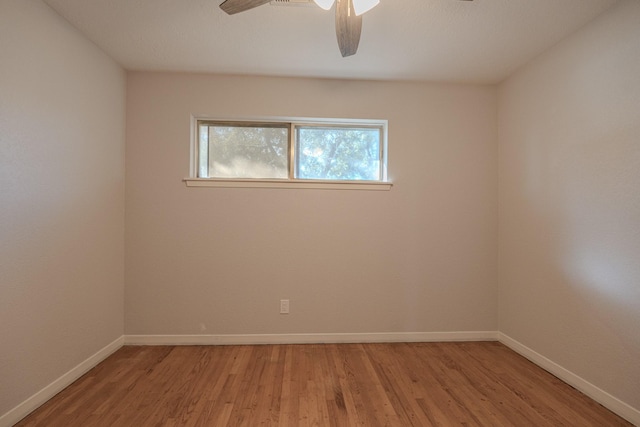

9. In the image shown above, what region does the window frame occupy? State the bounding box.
[185,116,391,191]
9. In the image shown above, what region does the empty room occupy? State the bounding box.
[1,0,638,425]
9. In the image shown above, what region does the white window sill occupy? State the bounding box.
[183,178,392,191]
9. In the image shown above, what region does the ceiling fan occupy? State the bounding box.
[219,0,473,57]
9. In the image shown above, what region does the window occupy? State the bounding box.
[296,125,382,181]
[188,117,390,190]
[199,122,289,179]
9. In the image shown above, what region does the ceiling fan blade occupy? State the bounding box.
[335,0,362,57]
[219,0,271,15]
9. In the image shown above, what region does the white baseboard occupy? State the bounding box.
[498,333,640,426]
[124,330,499,346]
[0,336,124,427]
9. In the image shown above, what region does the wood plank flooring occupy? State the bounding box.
[16,342,632,426]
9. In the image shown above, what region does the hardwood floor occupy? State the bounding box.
[16,342,631,426]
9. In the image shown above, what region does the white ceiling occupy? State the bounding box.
[43,0,618,84]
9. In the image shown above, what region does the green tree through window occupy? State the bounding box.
[197,119,387,182]
[296,127,381,180]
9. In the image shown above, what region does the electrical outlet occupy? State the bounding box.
[280,299,290,314]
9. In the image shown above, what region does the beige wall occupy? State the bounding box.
[498,0,640,411]
[0,0,125,417]
[125,73,498,335]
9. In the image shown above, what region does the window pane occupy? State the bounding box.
[296,127,381,180]
[207,125,288,179]
[198,124,209,178]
